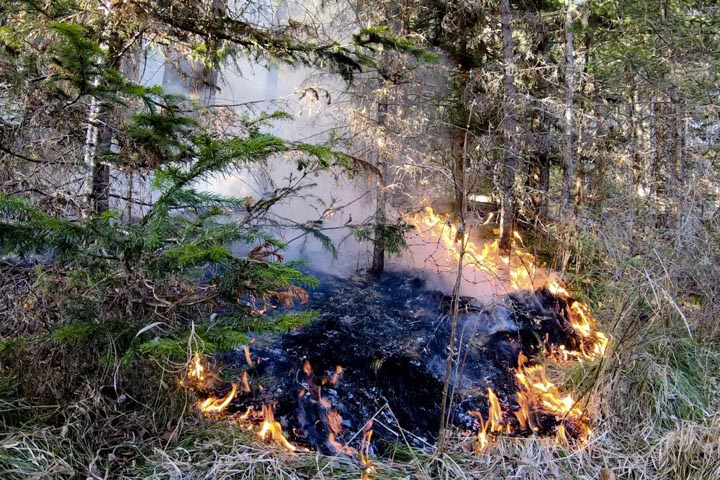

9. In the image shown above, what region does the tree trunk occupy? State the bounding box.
[370,100,389,274]
[85,11,122,215]
[561,0,576,217]
[499,0,519,254]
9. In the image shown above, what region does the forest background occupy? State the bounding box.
[1,0,719,478]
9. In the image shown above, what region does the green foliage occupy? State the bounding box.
[0,194,90,257]
[352,220,415,256]
[220,311,318,335]
[52,321,107,345]
[354,26,439,64]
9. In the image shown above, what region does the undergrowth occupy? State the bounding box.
[3,215,720,480]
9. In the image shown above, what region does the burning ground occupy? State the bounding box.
[185,268,608,461]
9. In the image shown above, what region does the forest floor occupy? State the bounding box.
[2,225,720,479]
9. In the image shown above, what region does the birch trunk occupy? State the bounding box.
[84,4,115,215]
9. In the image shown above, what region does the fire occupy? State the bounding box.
[360,420,374,467]
[514,353,586,436]
[302,360,357,456]
[240,371,251,393]
[182,207,610,458]
[243,344,254,368]
[197,383,237,414]
[328,365,343,386]
[328,433,356,456]
[487,388,506,433]
[405,208,608,451]
[475,352,592,451]
[407,206,540,292]
[187,352,205,383]
[258,404,297,452]
[547,277,609,360]
[474,388,505,451]
[185,351,298,452]
[409,206,609,360]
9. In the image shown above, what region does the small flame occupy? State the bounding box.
[197,383,237,414]
[258,404,297,452]
[329,365,343,386]
[474,352,594,450]
[360,420,376,479]
[187,352,205,383]
[303,359,313,377]
[243,345,254,368]
[241,371,251,393]
[326,406,344,435]
[360,420,374,467]
[328,433,356,456]
[547,278,609,360]
[474,388,508,451]
[514,353,590,441]
[487,388,504,433]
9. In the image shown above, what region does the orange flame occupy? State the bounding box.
[328,433,356,456]
[329,365,343,386]
[241,371,251,393]
[187,352,205,383]
[185,207,608,454]
[407,207,540,292]
[303,359,313,377]
[360,420,374,467]
[514,353,590,441]
[243,344,254,368]
[547,278,609,360]
[197,383,237,414]
[410,206,607,450]
[258,404,297,452]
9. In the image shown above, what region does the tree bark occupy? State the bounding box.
[499,0,519,254]
[370,99,389,274]
[561,0,576,217]
[85,9,121,215]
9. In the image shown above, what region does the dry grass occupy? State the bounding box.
[2,205,720,479]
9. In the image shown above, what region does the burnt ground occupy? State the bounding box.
[215,270,591,456]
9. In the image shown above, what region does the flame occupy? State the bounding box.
[184,207,610,455]
[197,383,237,414]
[325,404,344,434]
[514,352,591,440]
[409,206,609,360]
[243,344,254,368]
[487,388,505,433]
[475,353,592,450]
[241,371,251,393]
[328,433,356,456]
[302,360,356,455]
[360,420,374,467]
[258,404,297,452]
[329,365,343,386]
[477,429,490,451]
[547,277,609,360]
[407,207,540,292]
[187,352,205,383]
[303,359,313,377]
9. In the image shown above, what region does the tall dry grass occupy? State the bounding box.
[2,194,720,479]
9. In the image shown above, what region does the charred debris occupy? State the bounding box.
[187,270,605,456]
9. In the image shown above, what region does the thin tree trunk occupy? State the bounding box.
[561,0,576,216]
[499,0,519,253]
[85,7,119,215]
[370,98,390,274]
